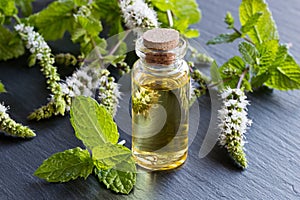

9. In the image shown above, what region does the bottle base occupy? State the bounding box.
[133,149,187,171]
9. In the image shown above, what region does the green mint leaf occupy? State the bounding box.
[92,0,123,35]
[219,56,249,88]
[151,0,201,38]
[74,0,89,6]
[255,40,279,75]
[15,0,34,17]
[74,14,102,37]
[70,96,119,149]
[0,81,6,93]
[95,157,137,194]
[251,73,269,88]
[239,0,279,44]
[238,41,259,65]
[28,0,76,40]
[70,9,105,56]
[265,46,300,90]
[250,40,279,88]
[225,11,235,29]
[92,143,132,169]
[103,54,126,67]
[0,26,25,61]
[34,147,94,182]
[0,13,5,25]
[240,12,262,34]
[0,0,17,16]
[210,61,224,90]
[207,32,241,45]
[183,29,200,38]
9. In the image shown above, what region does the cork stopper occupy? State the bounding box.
[143,28,179,50]
[142,28,179,65]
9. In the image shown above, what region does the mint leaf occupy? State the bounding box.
[15,0,34,17]
[70,96,119,149]
[34,147,94,182]
[92,143,132,169]
[219,56,248,88]
[210,61,224,90]
[183,29,200,38]
[151,0,201,38]
[74,14,102,37]
[239,0,279,44]
[207,32,241,45]
[0,26,25,61]
[71,10,105,56]
[255,39,279,74]
[225,12,235,29]
[0,0,17,16]
[251,73,269,88]
[0,81,6,93]
[29,0,76,40]
[74,0,89,6]
[95,157,137,194]
[238,42,259,65]
[92,0,123,35]
[265,47,300,90]
[240,12,262,34]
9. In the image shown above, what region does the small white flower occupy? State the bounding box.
[0,103,8,113]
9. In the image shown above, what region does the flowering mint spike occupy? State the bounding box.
[119,0,158,31]
[14,23,67,120]
[97,69,121,117]
[0,103,35,138]
[218,87,252,169]
[189,69,210,106]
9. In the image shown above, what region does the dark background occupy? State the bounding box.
[0,0,299,199]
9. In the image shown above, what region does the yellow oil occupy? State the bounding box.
[132,73,189,170]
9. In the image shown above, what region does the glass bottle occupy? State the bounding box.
[131,28,190,170]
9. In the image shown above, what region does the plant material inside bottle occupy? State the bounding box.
[132,71,189,170]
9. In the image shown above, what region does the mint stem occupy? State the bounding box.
[237,67,249,89]
[233,27,255,46]
[13,15,21,24]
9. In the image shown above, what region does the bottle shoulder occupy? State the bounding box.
[132,59,190,90]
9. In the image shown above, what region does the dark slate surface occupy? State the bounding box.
[0,0,300,199]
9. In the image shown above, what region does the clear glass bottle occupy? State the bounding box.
[131,28,189,170]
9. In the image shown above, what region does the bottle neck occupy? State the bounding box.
[135,37,188,71]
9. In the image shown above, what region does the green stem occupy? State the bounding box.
[13,15,21,24]
[166,10,174,27]
[233,27,255,46]
[237,67,249,89]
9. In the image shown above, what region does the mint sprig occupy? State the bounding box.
[206,0,300,168]
[208,0,300,91]
[34,96,137,194]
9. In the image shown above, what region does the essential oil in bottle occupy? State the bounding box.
[132,28,189,170]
